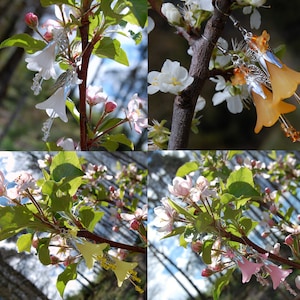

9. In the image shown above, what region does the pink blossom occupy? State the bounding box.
[126,94,148,134]
[265,265,292,289]
[120,204,147,230]
[190,176,217,202]
[153,197,178,233]
[6,172,35,199]
[86,86,107,106]
[237,256,264,283]
[168,175,192,197]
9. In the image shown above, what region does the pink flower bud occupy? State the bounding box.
[25,12,38,28]
[105,100,117,113]
[201,268,213,277]
[191,240,203,253]
[265,187,271,194]
[130,219,140,230]
[285,234,294,246]
[50,255,60,265]
[261,231,270,238]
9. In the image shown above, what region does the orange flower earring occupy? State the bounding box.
[249,30,300,104]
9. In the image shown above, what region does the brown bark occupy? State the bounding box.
[168,0,233,149]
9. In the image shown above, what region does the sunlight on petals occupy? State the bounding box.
[251,85,296,133]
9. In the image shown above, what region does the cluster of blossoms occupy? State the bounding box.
[153,153,300,296]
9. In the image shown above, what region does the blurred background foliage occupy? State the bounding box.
[149,0,300,149]
[0,0,147,150]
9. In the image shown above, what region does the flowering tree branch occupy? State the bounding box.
[168,0,232,149]
[77,230,146,253]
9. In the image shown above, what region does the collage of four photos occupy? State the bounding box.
[1,0,300,299]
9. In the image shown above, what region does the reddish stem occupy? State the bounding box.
[77,229,146,254]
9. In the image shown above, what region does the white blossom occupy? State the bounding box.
[148,59,194,95]
[161,3,182,25]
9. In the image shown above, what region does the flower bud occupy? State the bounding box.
[201,268,213,277]
[105,100,117,113]
[25,12,38,28]
[50,255,60,265]
[261,231,270,238]
[285,234,294,246]
[161,3,182,25]
[130,219,140,231]
[191,240,203,253]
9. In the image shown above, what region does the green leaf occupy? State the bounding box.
[17,233,33,253]
[194,213,213,232]
[213,268,234,300]
[202,239,214,264]
[0,34,46,54]
[97,117,123,132]
[239,217,258,235]
[38,238,51,265]
[107,134,134,150]
[0,206,34,240]
[51,194,73,212]
[179,232,188,248]
[50,152,84,181]
[56,263,78,298]
[40,0,77,7]
[125,0,147,27]
[227,167,260,198]
[93,37,129,66]
[160,226,186,239]
[78,206,104,231]
[66,98,80,123]
[176,161,199,177]
[168,199,195,222]
[49,152,84,196]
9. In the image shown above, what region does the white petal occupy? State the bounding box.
[226,96,243,114]
[212,90,230,106]
[250,8,261,29]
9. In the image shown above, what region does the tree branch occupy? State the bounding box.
[168,0,232,149]
[77,229,146,254]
